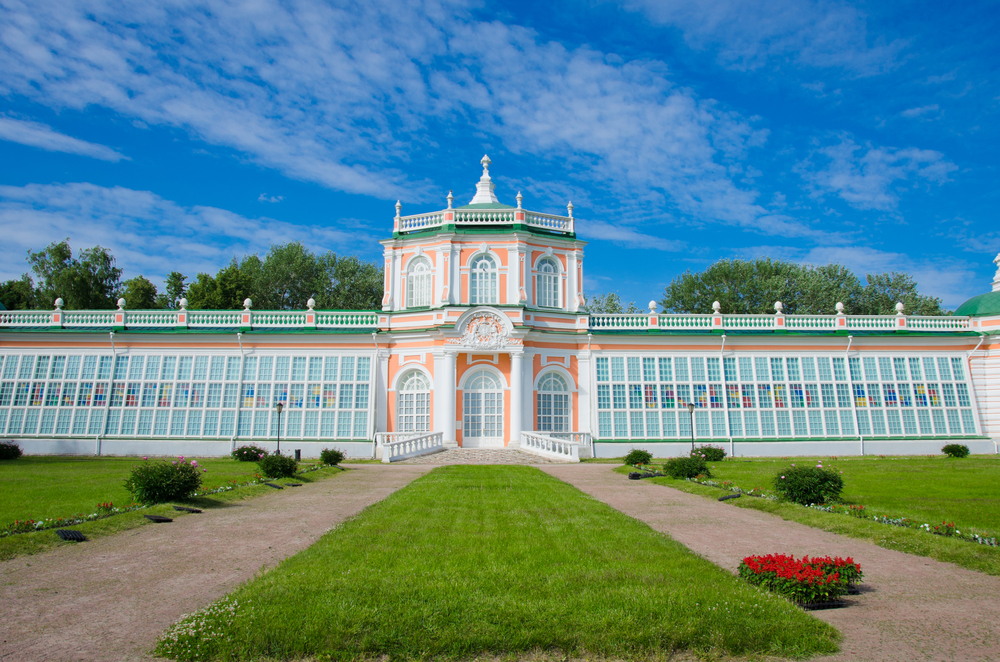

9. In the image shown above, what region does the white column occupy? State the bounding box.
[435,348,458,448]
[568,251,579,312]
[508,349,524,448]
[577,349,592,436]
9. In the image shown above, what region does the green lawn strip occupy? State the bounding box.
[156,465,838,662]
[0,462,344,562]
[678,455,1000,536]
[0,456,294,523]
[618,468,1000,577]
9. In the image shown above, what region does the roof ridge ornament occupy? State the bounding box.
[469,154,501,204]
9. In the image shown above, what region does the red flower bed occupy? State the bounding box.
[738,554,863,605]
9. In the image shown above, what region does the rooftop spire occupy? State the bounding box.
[469,154,500,204]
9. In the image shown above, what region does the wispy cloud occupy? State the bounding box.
[0,115,126,161]
[0,183,376,287]
[257,193,283,203]
[900,104,940,118]
[0,0,813,240]
[797,135,957,211]
[621,0,906,75]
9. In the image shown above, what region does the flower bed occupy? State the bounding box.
[739,554,862,606]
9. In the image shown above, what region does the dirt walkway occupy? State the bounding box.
[0,464,430,662]
[542,464,1000,662]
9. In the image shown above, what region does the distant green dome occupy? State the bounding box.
[955,290,1000,317]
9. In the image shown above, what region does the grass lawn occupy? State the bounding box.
[688,454,1000,535]
[157,465,838,662]
[620,454,1000,576]
[0,455,343,561]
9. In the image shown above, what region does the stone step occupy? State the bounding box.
[395,448,558,464]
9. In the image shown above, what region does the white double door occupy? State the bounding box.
[462,369,504,448]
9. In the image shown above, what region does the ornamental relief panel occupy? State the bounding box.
[446,311,522,350]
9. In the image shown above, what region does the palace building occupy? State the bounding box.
[1,157,998,461]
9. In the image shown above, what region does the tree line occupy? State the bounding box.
[588,258,945,316]
[0,240,383,311]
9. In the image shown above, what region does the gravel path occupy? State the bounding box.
[542,464,1000,662]
[0,464,430,662]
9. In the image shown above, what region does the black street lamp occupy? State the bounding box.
[686,402,696,454]
[275,402,284,455]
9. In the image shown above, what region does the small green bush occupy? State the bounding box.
[0,440,23,460]
[942,444,970,458]
[773,465,843,505]
[124,457,203,503]
[319,448,346,466]
[232,444,268,462]
[663,456,710,479]
[258,453,299,478]
[691,444,726,462]
[623,449,653,465]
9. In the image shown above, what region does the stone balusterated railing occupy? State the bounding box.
[520,431,581,462]
[377,431,444,463]
[0,307,379,330]
[396,208,575,234]
[588,313,972,333]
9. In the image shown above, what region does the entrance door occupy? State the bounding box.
[462,369,504,448]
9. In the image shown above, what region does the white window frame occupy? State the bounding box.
[536,371,570,431]
[536,257,560,308]
[406,256,433,308]
[396,370,430,432]
[469,254,498,305]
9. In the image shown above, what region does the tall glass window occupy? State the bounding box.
[397,370,430,432]
[536,372,570,431]
[406,256,432,308]
[469,254,498,304]
[536,257,560,308]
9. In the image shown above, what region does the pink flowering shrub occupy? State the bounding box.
[231,444,268,462]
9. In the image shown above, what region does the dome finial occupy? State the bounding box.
[469,155,500,204]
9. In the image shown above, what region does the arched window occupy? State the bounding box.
[397,371,430,432]
[406,257,432,308]
[536,257,560,308]
[537,372,570,432]
[463,369,503,444]
[469,254,498,305]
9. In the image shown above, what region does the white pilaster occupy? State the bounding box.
[509,349,524,448]
[435,348,459,447]
[568,251,580,312]
[374,349,390,436]
[577,349,592,435]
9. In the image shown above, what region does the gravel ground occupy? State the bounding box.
[0,464,430,662]
[542,464,1000,662]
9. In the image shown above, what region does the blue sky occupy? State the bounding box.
[0,0,997,311]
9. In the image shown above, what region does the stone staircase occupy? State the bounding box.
[395,448,560,465]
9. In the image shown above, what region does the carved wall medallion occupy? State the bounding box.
[446,311,522,350]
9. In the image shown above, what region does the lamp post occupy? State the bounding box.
[686,402,696,454]
[275,402,284,455]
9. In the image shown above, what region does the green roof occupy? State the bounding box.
[955,290,1000,317]
[454,202,516,210]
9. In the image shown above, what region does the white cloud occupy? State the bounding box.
[797,135,957,211]
[621,0,906,75]
[900,104,940,118]
[0,182,376,287]
[257,193,283,203]
[0,115,126,161]
[0,0,817,240]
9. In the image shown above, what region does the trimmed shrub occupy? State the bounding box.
[663,456,710,479]
[319,448,346,466]
[258,453,299,478]
[124,457,203,503]
[942,444,970,458]
[691,444,726,462]
[232,444,268,462]
[773,465,843,505]
[0,440,23,460]
[623,449,653,466]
